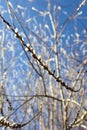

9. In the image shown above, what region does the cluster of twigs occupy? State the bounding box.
[0,0,87,129]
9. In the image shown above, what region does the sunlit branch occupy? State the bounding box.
[0,14,80,92]
[0,111,41,129]
[77,0,87,11]
[69,111,87,129]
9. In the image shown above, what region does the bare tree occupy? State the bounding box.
[0,0,87,129]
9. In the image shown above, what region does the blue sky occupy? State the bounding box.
[1,0,87,35]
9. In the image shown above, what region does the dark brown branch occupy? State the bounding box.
[0,14,80,92]
[0,111,41,129]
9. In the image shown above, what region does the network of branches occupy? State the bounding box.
[0,0,87,130]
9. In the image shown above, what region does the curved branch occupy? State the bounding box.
[0,14,80,92]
